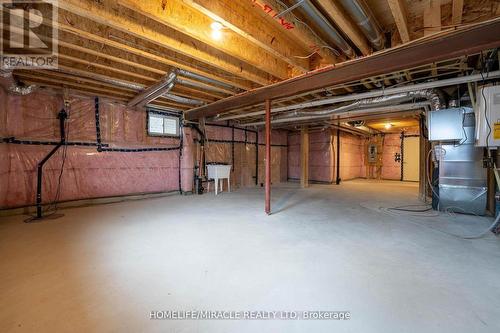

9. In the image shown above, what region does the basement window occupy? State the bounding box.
[147,109,180,137]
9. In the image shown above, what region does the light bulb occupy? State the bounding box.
[210,21,223,31]
[211,29,222,40]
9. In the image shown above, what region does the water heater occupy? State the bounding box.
[475,85,500,147]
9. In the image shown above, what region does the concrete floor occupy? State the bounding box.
[1,180,500,333]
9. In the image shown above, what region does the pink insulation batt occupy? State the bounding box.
[288,130,366,182]
[0,90,184,209]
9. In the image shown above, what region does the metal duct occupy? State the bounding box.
[292,0,355,58]
[242,90,443,124]
[176,77,232,95]
[288,89,445,116]
[146,105,183,113]
[162,93,205,106]
[242,102,429,126]
[437,109,487,215]
[215,69,500,122]
[0,69,36,95]
[52,68,145,91]
[177,69,241,92]
[52,68,238,96]
[337,0,385,50]
[128,70,177,107]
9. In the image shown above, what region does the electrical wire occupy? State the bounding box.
[274,0,342,58]
[480,53,491,151]
[387,204,433,213]
[378,204,499,239]
[43,108,71,218]
[293,45,341,59]
[454,107,468,147]
[426,147,444,200]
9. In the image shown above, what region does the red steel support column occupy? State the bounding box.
[265,99,271,215]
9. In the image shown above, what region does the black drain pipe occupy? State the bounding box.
[95,97,102,151]
[35,109,68,219]
[336,127,341,185]
[178,119,184,193]
[400,131,405,181]
[255,133,259,186]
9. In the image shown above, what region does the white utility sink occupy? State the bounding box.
[207,164,231,195]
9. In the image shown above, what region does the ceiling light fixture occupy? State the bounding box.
[384,123,393,130]
[211,21,223,31]
[211,29,223,40]
[210,21,224,40]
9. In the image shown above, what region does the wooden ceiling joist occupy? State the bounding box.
[184,19,500,120]
[423,0,442,36]
[57,14,254,90]
[58,0,272,86]
[6,7,245,99]
[452,0,464,26]
[182,0,310,72]
[7,3,258,91]
[387,0,411,43]
[249,0,339,64]
[57,54,155,83]
[117,0,290,80]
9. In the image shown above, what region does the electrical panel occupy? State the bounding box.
[427,108,470,142]
[368,144,377,163]
[475,85,500,147]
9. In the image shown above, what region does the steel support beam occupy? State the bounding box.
[265,99,271,215]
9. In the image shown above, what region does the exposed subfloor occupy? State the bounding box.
[1,180,500,332]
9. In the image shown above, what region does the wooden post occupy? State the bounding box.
[300,126,309,188]
[336,127,341,185]
[265,99,271,215]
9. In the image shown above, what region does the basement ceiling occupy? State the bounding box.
[7,0,500,121]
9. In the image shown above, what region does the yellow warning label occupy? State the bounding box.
[494,123,500,140]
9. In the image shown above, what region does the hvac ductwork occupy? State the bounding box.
[52,68,146,91]
[0,69,36,95]
[128,70,177,107]
[177,69,241,93]
[50,68,219,106]
[288,89,445,117]
[216,68,500,122]
[291,0,355,58]
[162,93,205,106]
[337,0,385,50]
[243,102,430,127]
[175,77,233,95]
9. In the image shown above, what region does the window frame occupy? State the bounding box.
[146,109,181,138]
